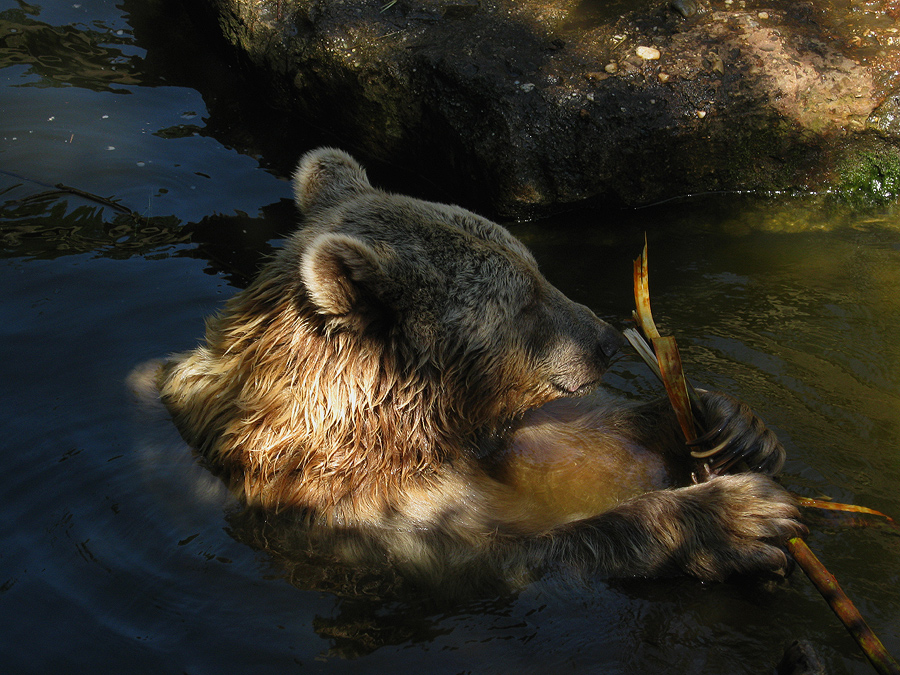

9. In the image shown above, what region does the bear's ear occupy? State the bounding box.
[293,148,372,214]
[300,232,386,316]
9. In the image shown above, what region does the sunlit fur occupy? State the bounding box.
[158,257,550,523]
[157,148,804,586]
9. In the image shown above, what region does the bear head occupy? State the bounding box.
[287,148,622,425]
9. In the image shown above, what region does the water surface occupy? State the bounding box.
[1,1,898,673]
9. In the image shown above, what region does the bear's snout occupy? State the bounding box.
[571,302,624,365]
[596,321,624,361]
[547,316,623,396]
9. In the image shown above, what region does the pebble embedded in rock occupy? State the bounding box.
[604,62,618,74]
[636,46,661,60]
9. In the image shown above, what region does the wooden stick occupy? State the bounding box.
[652,335,698,444]
[631,239,705,417]
[787,538,900,675]
[797,498,898,527]
[628,239,899,674]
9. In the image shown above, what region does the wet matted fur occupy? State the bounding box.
[157,148,804,586]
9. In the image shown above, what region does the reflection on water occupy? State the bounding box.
[0,5,140,92]
[0,197,186,258]
[1,1,899,673]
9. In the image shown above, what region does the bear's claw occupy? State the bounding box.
[690,391,785,476]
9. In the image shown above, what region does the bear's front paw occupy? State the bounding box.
[678,474,806,581]
[689,390,785,476]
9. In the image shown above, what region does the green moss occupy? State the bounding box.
[835,148,900,208]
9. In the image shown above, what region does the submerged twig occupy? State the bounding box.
[0,171,147,222]
[11,183,136,216]
[626,238,900,675]
[787,538,900,675]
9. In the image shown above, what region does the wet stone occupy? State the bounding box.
[868,93,900,138]
[205,0,900,215]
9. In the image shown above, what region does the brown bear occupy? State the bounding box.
[157,148,804,585]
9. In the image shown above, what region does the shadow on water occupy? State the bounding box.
[1,0,461,273]
[1,0,900,673]
[0,191,297,285]
[1,0,307,277]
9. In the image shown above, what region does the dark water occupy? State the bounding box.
[2,1,898,673]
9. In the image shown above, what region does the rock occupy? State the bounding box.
[635,46,661,61]
[775,640,826,675]
[202,0,900,216]
[868,93,900,139]
[670,0,710,18]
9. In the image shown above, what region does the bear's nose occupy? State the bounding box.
[597,324,625,360]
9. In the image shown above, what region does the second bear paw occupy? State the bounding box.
[675,473,806,581]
